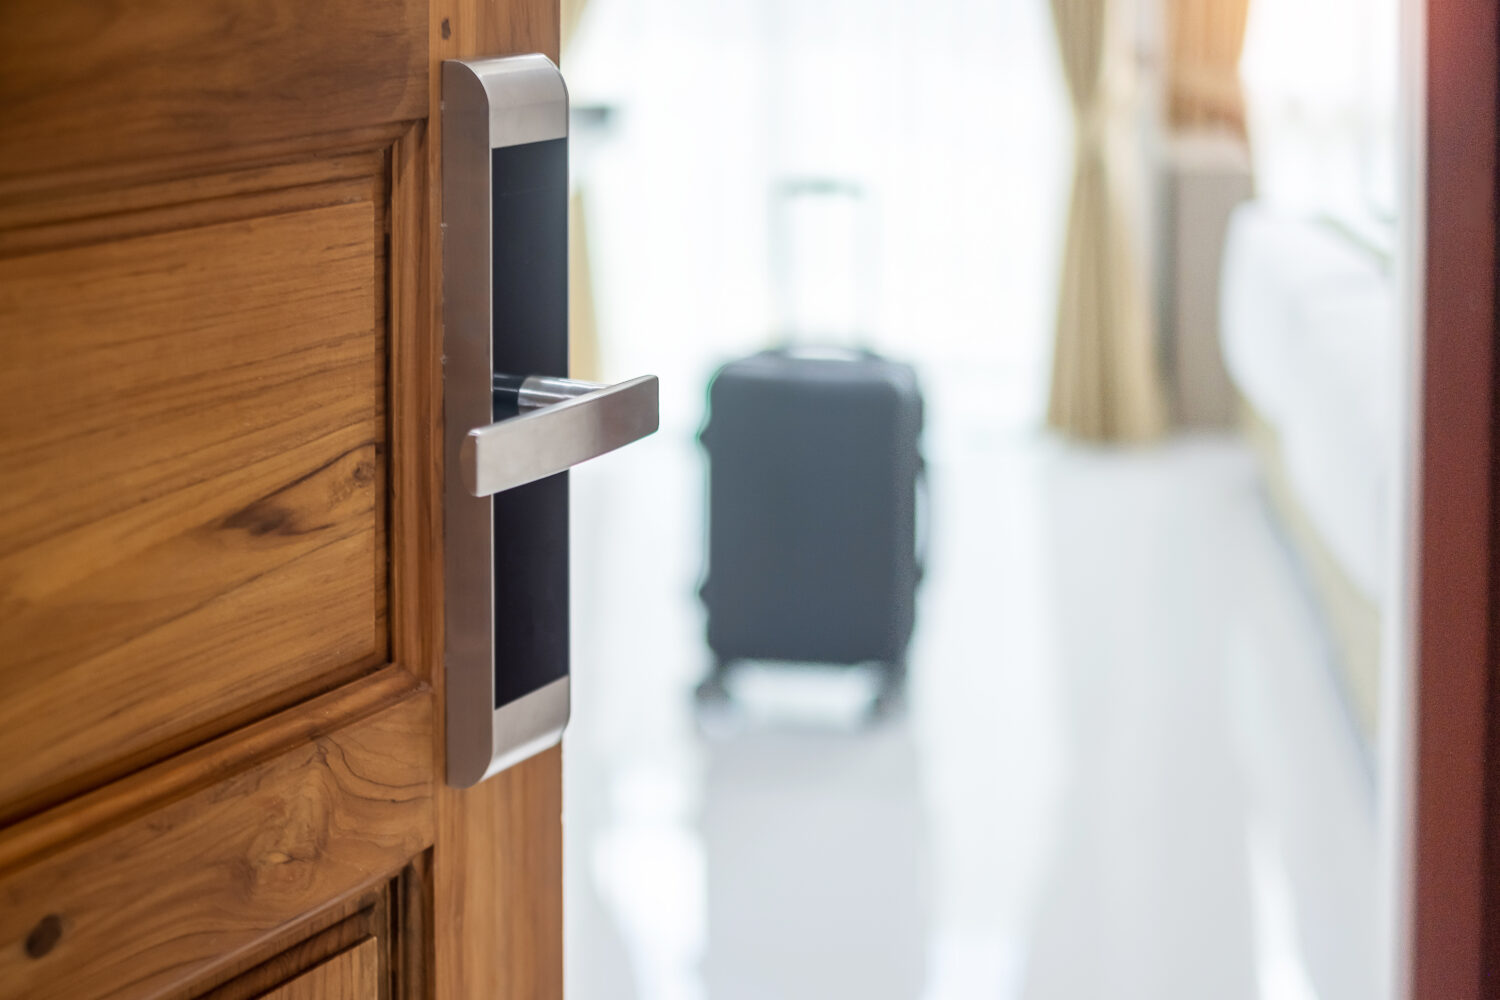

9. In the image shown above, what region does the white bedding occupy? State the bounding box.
[1220,203,1397,606]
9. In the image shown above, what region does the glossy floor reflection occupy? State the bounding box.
[566,421,1377,1000]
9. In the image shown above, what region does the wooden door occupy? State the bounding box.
[0,2,561,998]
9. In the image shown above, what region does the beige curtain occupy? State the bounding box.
[1046,0,1165,443]
[562,0,589,51]
[1165,0,1252,137]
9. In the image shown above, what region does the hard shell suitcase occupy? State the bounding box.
[698,347,924,694]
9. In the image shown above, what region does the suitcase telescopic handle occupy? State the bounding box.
[460,373,660,497]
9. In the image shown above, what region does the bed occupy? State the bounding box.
[1218,201,1398,741]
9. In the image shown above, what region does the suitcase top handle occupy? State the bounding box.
[777,346,872,362]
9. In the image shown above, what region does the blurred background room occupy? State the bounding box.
[558,0,1405,996]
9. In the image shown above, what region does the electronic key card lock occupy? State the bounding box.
[442,54,659,786]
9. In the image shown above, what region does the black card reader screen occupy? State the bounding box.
[491,138,569,709]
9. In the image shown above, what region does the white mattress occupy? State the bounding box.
[1220,204,1398,605]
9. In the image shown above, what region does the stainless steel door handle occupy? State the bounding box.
[462,374,659,497]
[441,54,658,787]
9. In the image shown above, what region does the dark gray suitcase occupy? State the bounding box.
[698,348,924,698]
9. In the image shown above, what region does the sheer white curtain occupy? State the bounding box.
[1240,0,1400,227]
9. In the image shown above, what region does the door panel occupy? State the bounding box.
[0,186,390,823]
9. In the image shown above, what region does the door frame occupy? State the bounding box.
[1393,1,1499,997]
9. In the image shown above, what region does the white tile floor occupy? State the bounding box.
[566,424,1377,1000]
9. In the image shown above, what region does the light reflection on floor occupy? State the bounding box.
[567,427,1376,1000]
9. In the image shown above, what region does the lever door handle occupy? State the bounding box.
[442,53,661,787]
[462,373,660,496]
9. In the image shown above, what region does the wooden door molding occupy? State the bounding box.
[250,940,381,1000]
[0,666,424,877]
[1409,2,1499,998]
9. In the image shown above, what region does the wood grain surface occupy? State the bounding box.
[0,0,568,995]
[163,853,429,1000]
[428,3,566,999]
[257,940,381,1000]
[0,189,390,825]
[0,0,427,187]
[0,666,421,878]
[179,887,383,1000]
[0,692,433,1000]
